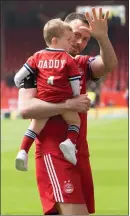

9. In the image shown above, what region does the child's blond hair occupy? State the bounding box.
[43,18,72,46]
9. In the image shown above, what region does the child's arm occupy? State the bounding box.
[14,52,38,88]
[14,66,31,88]
[69,79,80,97]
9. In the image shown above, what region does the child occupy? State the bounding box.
[14,18,81,171]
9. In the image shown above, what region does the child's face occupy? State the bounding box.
[57,30,75,52]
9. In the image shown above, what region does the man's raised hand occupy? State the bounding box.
[80,7,109,40]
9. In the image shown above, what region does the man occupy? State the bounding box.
[17,8,118,215]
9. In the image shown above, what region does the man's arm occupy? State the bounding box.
[90,35,118,78]
[18,75,91,119]
[80,7,118,78]
[19,88,90,119]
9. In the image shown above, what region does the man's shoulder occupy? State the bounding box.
[75,55,90,62]
[75,55,96,64]
[74,55,90,67]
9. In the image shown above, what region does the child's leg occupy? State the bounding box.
[15,118,48,171]
[20,118,48,153]
[59,111,80,165]
[62,111,80,144]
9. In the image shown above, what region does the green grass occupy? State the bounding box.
[1,117,128,215]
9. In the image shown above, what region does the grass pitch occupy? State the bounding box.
[1,116,128,215]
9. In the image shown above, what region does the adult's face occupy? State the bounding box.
[68,19,91,56]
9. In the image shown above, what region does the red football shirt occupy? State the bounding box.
[34,55,96,157]
[24,48,80,102]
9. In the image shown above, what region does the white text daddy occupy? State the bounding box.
[38,60,66,68]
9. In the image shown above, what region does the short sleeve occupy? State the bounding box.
[67,55,81,81]
[87,57,100,82]
[23,53,38,75]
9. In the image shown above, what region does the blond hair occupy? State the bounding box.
[43,18,72,46]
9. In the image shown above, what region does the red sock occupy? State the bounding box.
[20,129,37,153]
[67,125,79,144]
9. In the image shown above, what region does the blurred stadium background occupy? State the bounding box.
[1,0,128,215]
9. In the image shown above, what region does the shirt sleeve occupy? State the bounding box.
[23,53,38,75]
[87,57,100,82]
[67,54,81,81]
